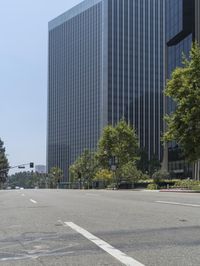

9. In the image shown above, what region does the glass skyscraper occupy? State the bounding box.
[195,0,200,43]
[166,0,200,177]
[47,0,165,180]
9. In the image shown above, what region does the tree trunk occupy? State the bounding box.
[161,142,168,172]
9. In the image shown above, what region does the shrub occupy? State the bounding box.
[94,169,113,185]
[147,183,158,190]
[174,179,200,190]
[152,170,170,184]
[107,183,117,189]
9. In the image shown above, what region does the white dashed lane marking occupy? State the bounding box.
[30,199,37,204]
[156,201,200,207]
[65,222,145,266]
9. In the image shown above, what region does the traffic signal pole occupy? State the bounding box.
[0,162,34,173]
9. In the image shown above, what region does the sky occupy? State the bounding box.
[0,0,82,174]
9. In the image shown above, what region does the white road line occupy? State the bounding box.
[156,201,200,207]
[30,199,37,204]
[65,222,145,266]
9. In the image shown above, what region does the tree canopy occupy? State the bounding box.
[120,161,143,182]
[69,150,98,184]
[8,171,47,189]
[49,167,63,188]
[164,43,200,162]
[0,138,9,185]
[95,120,140,187]
[96,119,139,170]
[94,169,113,184]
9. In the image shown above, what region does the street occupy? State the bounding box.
[0,189,199,266]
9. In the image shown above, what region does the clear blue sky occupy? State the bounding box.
[0,0,82,174]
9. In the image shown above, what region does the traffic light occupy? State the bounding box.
[30,162,34,168]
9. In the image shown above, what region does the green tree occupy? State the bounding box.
[95,125,116,169]
[0,138,9,187]
[69,150,98,188]
[69,161,81,183]
[164,43,200,179]
[114,120,139,166]
[136,149,161,176]
[136,148,149,173]
[121,161,143,182]
[8,171,47,189]
[152,169,170,184]
[49,167,63,188]
[96,120,139,170]
[96,120,139,188]
[148,154,161,176]
[94,169,113,187]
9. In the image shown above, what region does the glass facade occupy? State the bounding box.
[166,0,194,78]
[47,0,165,180]
[196,0,200,43]
[166,0,195,176]
[107,0,165,160]
[48,1,103,179]
[166,0,183,42]
[167,34,192,113]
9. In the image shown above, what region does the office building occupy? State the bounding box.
[47,0,165,179]
[196,0,200,43]
[166,0,200,177]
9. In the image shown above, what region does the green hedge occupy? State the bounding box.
[117,179,176,189]
[173,180,200,190]
[147,183,158,190]
[96,178,200,190]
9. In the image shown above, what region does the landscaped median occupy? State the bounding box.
[103,179,200,192]
[159,179,200,193]
[145,179,200,192]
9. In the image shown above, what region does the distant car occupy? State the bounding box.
[15,186,20,189]
[6,186,11,190]
[20,187,24,190]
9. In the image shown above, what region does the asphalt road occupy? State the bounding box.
[0,189,199,266]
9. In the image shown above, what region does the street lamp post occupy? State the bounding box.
[78,172,81,189]
[109,156,118,189]
[85,165,90,189]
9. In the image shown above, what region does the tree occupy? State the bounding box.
[96,120,139,187]
[114,120,139,166]
[69,161,81,183]
[0,138,9,187]
[8,171,47,189]
[136,148,149,173]
[69,150,98,188]
[121,161,143,182]
[164,43,200,160]
[164,43,200,179]
[95,125,116,169]
[49,167,63,188]
[136,148,161,176]
[94,169,113,187]
[96,120,139,170]
[148,154,161,176]
[152,170,170,183]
